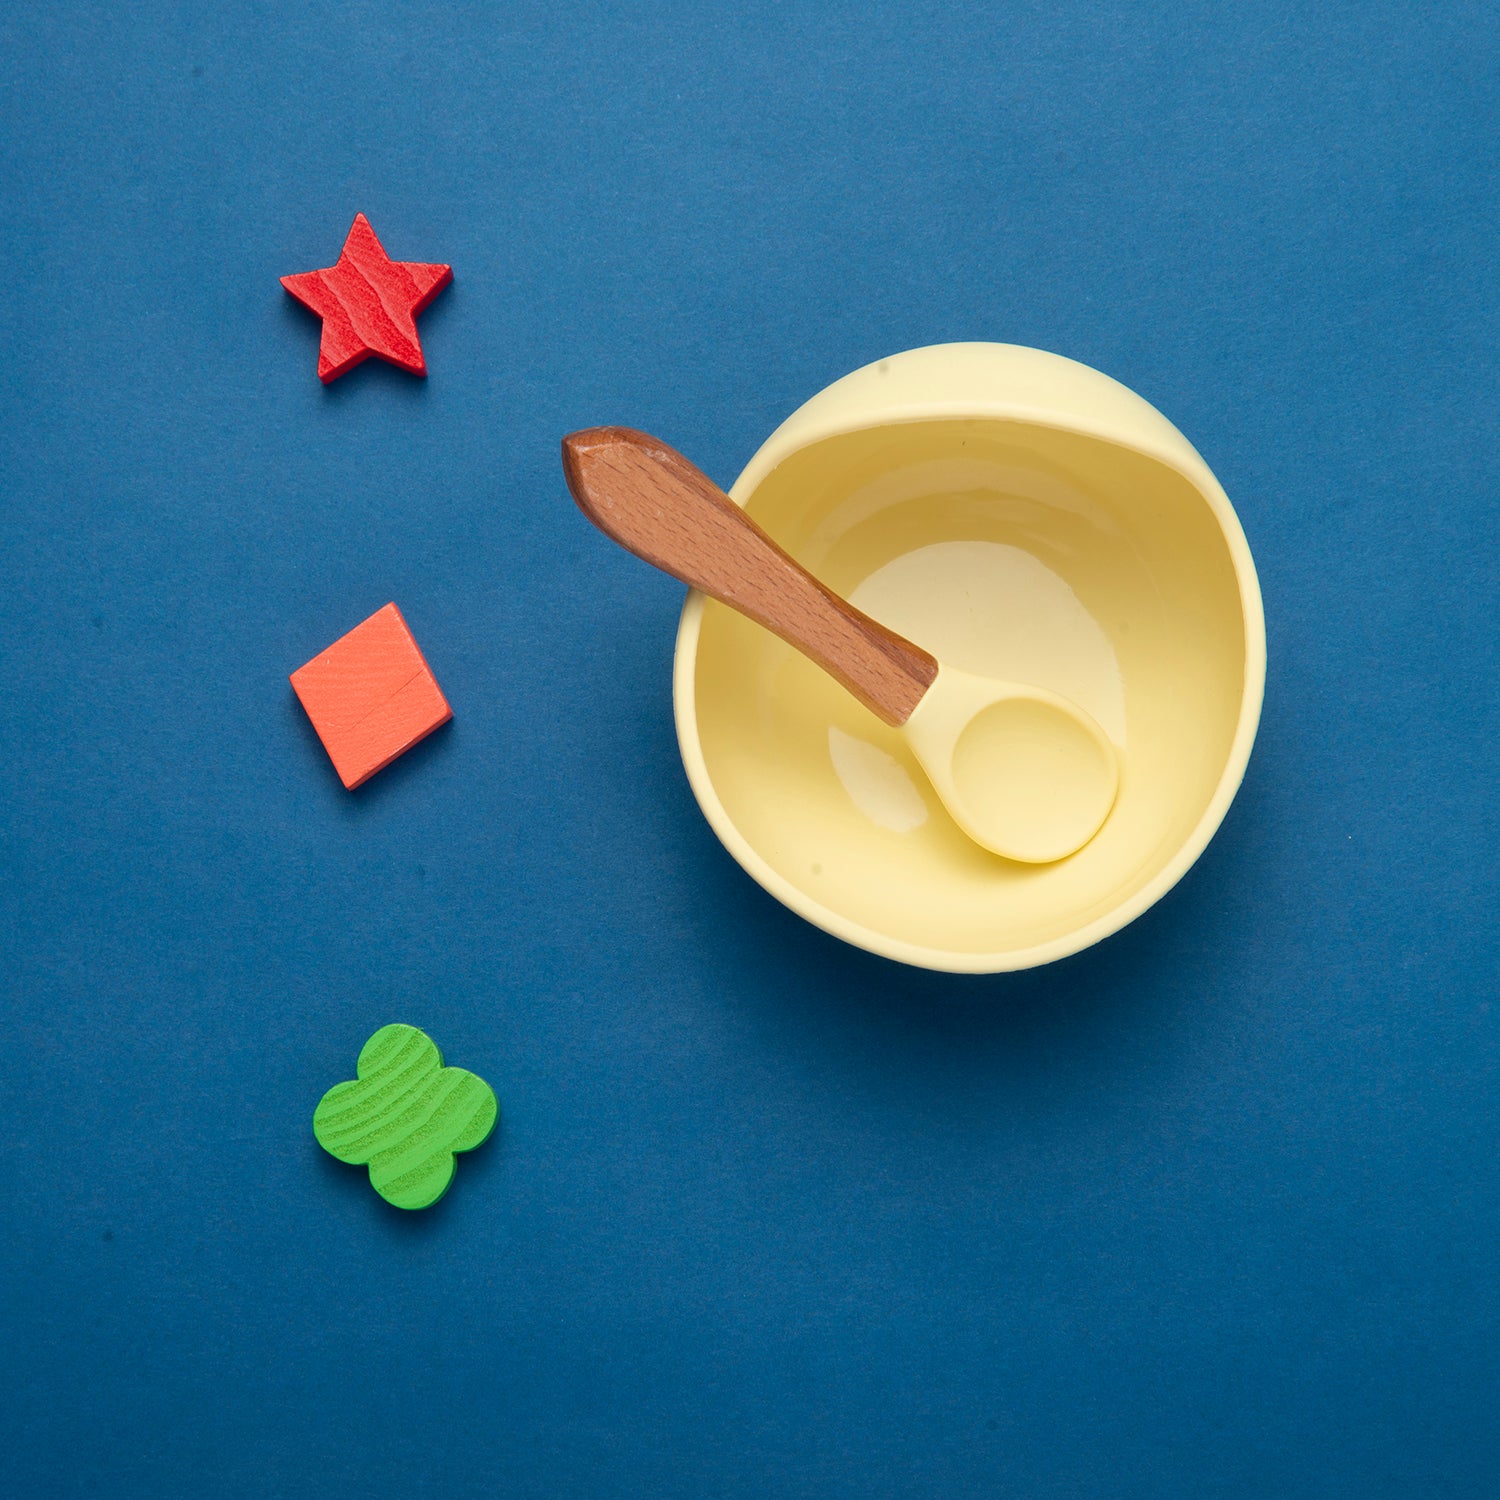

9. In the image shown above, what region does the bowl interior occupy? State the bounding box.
[686,416,1250,966]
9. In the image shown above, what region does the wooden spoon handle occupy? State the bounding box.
[562,427,937,726]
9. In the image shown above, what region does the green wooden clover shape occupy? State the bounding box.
[314,1024,498,1210]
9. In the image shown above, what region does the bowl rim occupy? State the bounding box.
[672,344,1267,973]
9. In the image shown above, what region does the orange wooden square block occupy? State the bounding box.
[290,603,452,789]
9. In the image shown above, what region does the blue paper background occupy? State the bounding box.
[2,2,1496,1495]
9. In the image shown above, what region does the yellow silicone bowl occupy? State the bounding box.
[673,343,1265,973]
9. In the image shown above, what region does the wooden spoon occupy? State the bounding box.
[561,427,1119,864]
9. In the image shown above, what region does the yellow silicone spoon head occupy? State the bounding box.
[901,665,1120,863]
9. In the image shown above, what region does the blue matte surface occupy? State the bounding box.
[2,3,1497,1495]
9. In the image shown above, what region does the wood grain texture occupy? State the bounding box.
[561,427,938,726]
[313,1024,498,1211]
[289,602,452,789]
[280,213,452,382]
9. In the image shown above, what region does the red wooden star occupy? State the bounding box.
[281,214,452,383]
